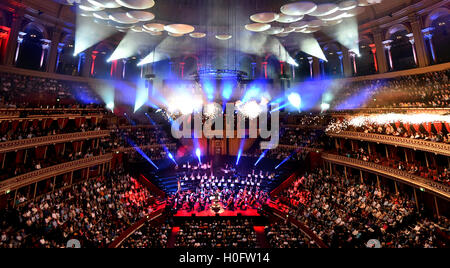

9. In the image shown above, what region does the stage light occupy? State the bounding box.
[275,155,293,169]
[168,152,178,165]
[134,79,148,113]
[127,139,158,170]
[297,33,328,61]
[236,139,246,166]
[321,102,330,112]
[109,31,154,62]
[106,102,114,111]
[254,150,268,167]
[322,17,360,56]
[288,92,302,110]
[74,11,116,56]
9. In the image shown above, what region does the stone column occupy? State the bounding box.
[5,9,25,66]
[383,40,394,71]
[349,50,358,75]
[261,61,268,79]
[47,28,62,73]
[122,58,127,79]
[372,30,388,73]
[337,51,344,76]
[369,44,378,72]
[422,27,436,63]
[14,32,26,65]
[179,62,185,79]
[40,39,52,70]
[312,57,321,79]
[251,62,257,79]
[409,16,430,67]
[342,47,352,77]
[307,57,313,79]
[55,43,65,73]
[406,33,418,66]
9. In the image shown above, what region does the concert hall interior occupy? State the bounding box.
[0,0,449,249]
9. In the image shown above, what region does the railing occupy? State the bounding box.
[264,204,328,248]
[0,107,106,115]
[0,154,113,194]
[0,130,110,153]
[277,144,323,153]
[327,131,450,157]
[108,207,166,248]
[322,153,450,201]
[118,143,177,153]
[330,108,450,115]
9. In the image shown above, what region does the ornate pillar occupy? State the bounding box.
[0,26,11,64]
[342,47,352,77]
[372,29,388,73]
[337,51,344,76]
[369,44,378,72]
[77,51,84,75]
[14,32,26,64]
[122,58,127,79]
[312,57,320,79]
[404,33,417,66]
[55,43,65,73]
[39,39,51,70]
[179,62,185,79]
[47,28,62,73]
[82,48,94,77]
[307,57,313,79]
[251,62,257,79]
[349,50,357,75]
[422,27,436,63]
[5,9,25,66]
[279,61,285,76]
[90,51,98,77]
[410,16,429,67]
[262,61,268,79]
[319,59,325,77]
[383,40,394,71]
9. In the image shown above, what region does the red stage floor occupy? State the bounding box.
[174,208,260,217]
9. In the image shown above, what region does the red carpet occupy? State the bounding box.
[254,226,270,248]
[174,208,260,217]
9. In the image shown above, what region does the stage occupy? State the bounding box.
[174,208,261,217]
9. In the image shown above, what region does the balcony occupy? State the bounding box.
[327,131,450,157]
[0,130,111,154]
[0,154,113,194]
[322,153,450,201]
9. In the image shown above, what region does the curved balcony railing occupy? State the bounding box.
[322,153,450,201]
[327,131,450,157]
[277,144,323,153]
[0,130,111,154]
[0,154,113,194]
[330,108,450,115]
[118,143,177,153]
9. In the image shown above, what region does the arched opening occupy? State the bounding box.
[57,35,80,76]
[385,25,415,71]
[293,51,311,82]
[92,43,113,79]
[322,43,342,78]
[430,14,450,64]
[16,23,46,71]
[183,56,198,78]
[266,55,280,80]
[238,55,255,79]
[355,43,376,76]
